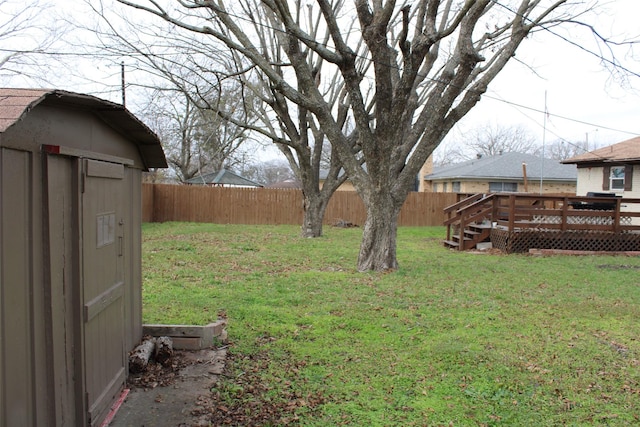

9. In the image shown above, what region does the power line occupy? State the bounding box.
[483,93,640,137]
[27,2,635,141]
[493,0,640,79]
[211,3,640,137]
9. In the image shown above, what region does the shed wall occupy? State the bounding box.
[0,102,147,426]
[0,147,49,426]
[45,153,80,426]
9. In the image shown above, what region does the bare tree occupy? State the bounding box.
[463,123,538,157]
[87,0,353,237]
[0,0,69,84]
[545,138,590,161]
[243,158,296,187]
[115,0,613,271]
[437,123,539,165]
[139,84,255,182]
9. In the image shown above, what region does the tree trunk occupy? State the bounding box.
[357,192,401,272]
[301,192,329,238]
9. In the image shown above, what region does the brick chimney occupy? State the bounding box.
[418,155,434,192]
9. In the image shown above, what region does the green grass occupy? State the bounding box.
[142,222,640,425]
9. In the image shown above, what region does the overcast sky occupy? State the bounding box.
[445,0,640,154]
[2,0,639,160]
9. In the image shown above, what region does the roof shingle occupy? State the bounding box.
[562,136,640,164]
[426,152,576,181]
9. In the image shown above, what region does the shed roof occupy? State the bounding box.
[562,136,640,165]
[426,152,576,181]
[0,88,167,169]
[185,169,263,187]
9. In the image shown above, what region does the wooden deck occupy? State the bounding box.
[444,193,640,253]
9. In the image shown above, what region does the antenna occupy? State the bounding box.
[540,91,547,194]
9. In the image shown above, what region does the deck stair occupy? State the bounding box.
[443,193,640,252]
[443,194,495,250]
[444,221,493,250]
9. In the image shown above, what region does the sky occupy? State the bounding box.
[2,0,639,161]
[445,0,640,154]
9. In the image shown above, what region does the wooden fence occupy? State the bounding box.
[142,184,459,226]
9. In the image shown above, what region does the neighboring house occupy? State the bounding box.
[562,136,640,197]
[422,152,577,194]
[319,168,355,191]
[185,168,263,187]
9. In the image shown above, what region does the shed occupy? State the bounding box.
[0,88,167,426]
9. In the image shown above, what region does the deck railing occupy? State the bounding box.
[445,193,640,250]
[493,194,640,233]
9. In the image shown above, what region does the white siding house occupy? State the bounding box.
[563,137,640,222]
[562,137,640,197]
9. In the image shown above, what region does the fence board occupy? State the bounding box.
[142,184,457,226]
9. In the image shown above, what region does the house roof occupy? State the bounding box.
[185,169,263,187]
[562,136,640,165]
[0,88,167,169]
[426,152,576,181]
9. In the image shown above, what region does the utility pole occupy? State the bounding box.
[121,61,126,107]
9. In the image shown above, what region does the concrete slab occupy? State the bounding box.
[108,349,226,427]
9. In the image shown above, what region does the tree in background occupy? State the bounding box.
[225,5,360,237]
[463,123,539,158]
[435,123,539,165]
[114,0,621,271]
[138,84,256,182]
[545,138,590,161]
[88,0,354,237]
[242,158,297,187]
[0,0,69,84]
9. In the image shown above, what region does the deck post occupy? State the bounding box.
[561,197,569,232]
[459,208,466,250]
[508,195,515,231]
[614,199,622,233]
[492,195,498,225]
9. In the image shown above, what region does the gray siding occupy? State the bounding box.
[1,148,38,425]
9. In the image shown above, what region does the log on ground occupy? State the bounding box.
[130,337,156,373]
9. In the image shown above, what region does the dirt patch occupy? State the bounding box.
[204,351,328,426]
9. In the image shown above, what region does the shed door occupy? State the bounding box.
[82,159,127,426]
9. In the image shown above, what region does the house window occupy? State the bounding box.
[489,182,517,193]
[610,166,625,190]
[452,181,461,192]
[443,182,448,192]
[433,183,438,192]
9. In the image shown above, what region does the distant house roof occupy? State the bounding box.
[185,169,263,187]
[0,88,167,169]
[426,152,576,182]
[266,179,302,189]
[562,136,640,165]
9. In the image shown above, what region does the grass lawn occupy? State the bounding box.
[142,222,640,426]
